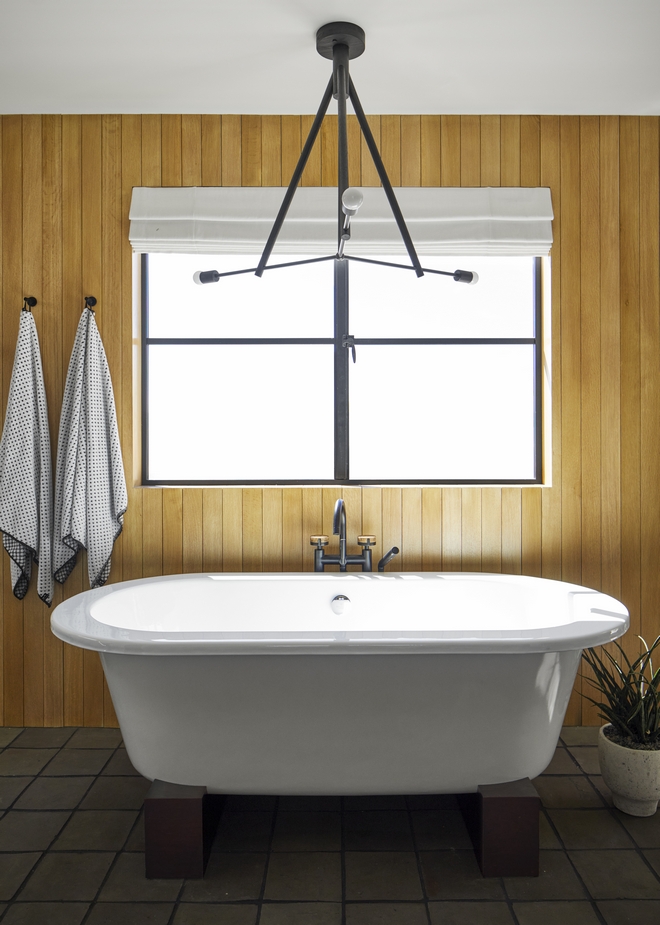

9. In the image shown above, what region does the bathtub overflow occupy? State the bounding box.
[330,594,351,615]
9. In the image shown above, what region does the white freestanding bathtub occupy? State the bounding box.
[51,572,628,796]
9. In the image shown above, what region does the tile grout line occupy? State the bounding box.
[539,778,617,924]
[404,795,433,925]
[340,796,347,925]
[0,728,124,922]
[565,743,660,890]
[253,795,280,925]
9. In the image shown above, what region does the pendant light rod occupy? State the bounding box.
[335,42,350,248]
[348,78,424,278]
[255,76,334,277]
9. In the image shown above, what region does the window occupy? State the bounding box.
[140,251,545,485]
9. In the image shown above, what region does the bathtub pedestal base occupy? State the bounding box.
[458,778,541,877]
[144,780,225,878]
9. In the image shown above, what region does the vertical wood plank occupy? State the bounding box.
[421,488,442,571]
[162,489,183,575]
[348,115,361,188]
[402,489,422,571]
[619,117,641,655]
[241,115,262,187]
[500,116,521,186]
[460,116,480,186]
[262,488,283,571]
[481,490,502,573]
[300,116,322,187]
[502,489,522,574]
[362,488,383,560]
[261,116,281,187]
[421,116,441,187]
[61,114,84,726]
[182,490,203,573]
[282,489,302,571]
[361,115,381,187]
[182,114,202,186]
[540,116,562,581]
[599,117,621,601]
[221,116,241,186]
[521,490,542,577]
[121,115,143,582]
[201,115,221,186]
[301,489,323,572]
[42,114,64,726]
[480,116,501,186]
[142,490,163,578]
[101,114,122,587]
[440,116,461,187]
[461,488,482,572]
[579,117,601,591]
[162,114,182,186]
[441,488,461,571]
[380,116,401,186]
[141,115,161,185]
[639,118,660,649]
[2,116,23,726]
[242,488,263,572]
[321,116,337,187]
[382,489,402,568]
[560,117,582,587]
[22,115,45,727]
[520,116,541,186]
[202,490,223,573]
[401,117,421,186]
[222,488,242,571]
[281,117,301,188]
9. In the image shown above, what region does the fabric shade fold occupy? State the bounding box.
[0,310,54,605]
[129,186,554,256]
[53,307,127,589]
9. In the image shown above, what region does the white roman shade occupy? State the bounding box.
[129,186,553,256]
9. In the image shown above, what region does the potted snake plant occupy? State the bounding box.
[581,635,660,816]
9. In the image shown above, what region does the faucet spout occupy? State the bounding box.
[333,499,347,569]
[377,546,400,572]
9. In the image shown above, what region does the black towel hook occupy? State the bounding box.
[22,296,37,312]
[84,296,97,312]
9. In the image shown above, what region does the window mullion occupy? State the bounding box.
[334,257,350,480]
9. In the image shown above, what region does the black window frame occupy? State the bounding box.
[140,252,544,487]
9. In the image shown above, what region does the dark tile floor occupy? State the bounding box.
[0,726,658,924]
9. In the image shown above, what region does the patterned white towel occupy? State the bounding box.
[0,310,53,605]
[53,307,127,588]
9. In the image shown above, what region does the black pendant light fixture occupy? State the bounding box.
[194,22,478,480]
[194,21,477,288]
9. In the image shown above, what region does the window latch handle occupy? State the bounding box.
[342,334,357,363]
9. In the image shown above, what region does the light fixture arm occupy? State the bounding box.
[348,78,424,278]
[255,76,334,277]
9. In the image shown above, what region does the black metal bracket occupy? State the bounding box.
[22,296,37,312]
[342,334,357,363]
[85,296,97,311]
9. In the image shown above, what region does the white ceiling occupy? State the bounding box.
[1,0,659,115]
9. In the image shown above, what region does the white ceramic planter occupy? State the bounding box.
[598,725,660,816]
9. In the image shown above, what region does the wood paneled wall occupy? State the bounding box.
[0,113,659,726]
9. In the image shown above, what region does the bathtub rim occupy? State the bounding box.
[50,571,629,656]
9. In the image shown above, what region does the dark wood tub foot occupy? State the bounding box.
[458,778,541,877]
[144,780,225,878]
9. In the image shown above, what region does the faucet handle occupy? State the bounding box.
[357,535,377,548]
[310,535,329,548]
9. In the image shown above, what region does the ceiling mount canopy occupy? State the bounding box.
[315,21,366,61]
